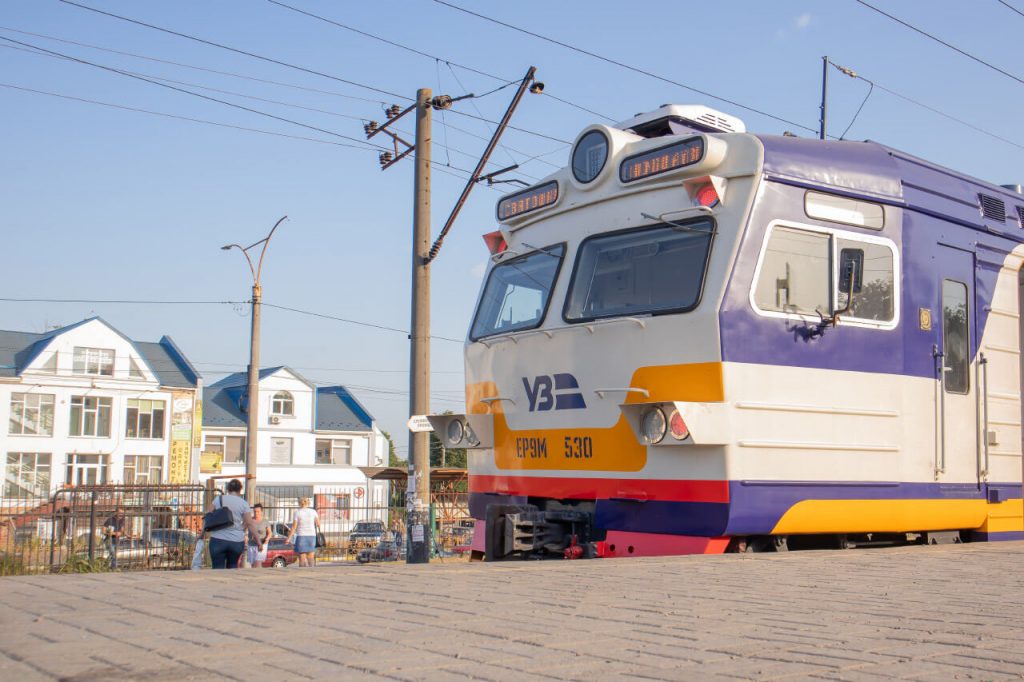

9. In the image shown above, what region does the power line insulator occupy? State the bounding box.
[364,121,378,136]
[385,104,401,119]
[379,151,393,167]
[431,94,453,110]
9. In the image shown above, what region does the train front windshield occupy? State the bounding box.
[470,244,565,340]
[564,220,714,321]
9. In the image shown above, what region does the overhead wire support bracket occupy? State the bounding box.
[478,164,528,187]
[367,93,476,170]
[425,66,540,264]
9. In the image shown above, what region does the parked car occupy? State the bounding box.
[241,537,299,568]
[82,537,167,568]
[149,529,198,562]
[356,539,402,563]
[347,521,386,554]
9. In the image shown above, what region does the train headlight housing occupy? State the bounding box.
[445,419,465,447]
[669,410,690,440]
[640,407,667,444]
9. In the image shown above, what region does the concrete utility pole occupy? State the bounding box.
[407,87,432,564]
[221,215,288,503]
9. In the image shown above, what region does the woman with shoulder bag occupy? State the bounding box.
[287,497,321,567]
[206,479,264,569]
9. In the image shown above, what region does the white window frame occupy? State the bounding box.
[65,453,109,486]
[69,396,113,437]
[72,347,115,376]
[748,219,901,331]
[125,399,166,440]
[315,438,352,465]
[203,435,246,464]
[4,452,52,497]
[123,455,163,484]
[9,392,56,436]
[271,391,294,417]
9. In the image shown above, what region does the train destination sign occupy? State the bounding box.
[497,181,559,221]
[620,137,705,183]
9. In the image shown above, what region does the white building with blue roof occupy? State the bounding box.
[200,366,388,526]
[0,317,202,497]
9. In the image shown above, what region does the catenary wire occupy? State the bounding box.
[855,0,1024,88]
[996,0,1024,18]
[0,81,381,152]
[430,0,819,133]
[827,62,1024,151]
[0,35,387,151]
[57,0,409,100]
[0,298,465,343]
[265,0,615,124]
[0,24,387,104]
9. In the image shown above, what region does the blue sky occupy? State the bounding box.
[3,0,1024,455]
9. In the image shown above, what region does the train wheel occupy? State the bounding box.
[771,536,789,552]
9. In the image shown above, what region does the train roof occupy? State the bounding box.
[755,134,1024,240]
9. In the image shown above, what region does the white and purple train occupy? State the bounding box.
[429,104,1024,558]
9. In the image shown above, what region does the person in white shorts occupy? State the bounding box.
[246,503,272,568]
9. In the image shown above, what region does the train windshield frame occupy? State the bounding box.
[563,219,715,323]
[470,243,566,340]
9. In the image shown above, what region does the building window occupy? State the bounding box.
[315,439,352,465]
[128,358,145,378]
[66,453,109,486]
[9,393,55,436]
[125,399,165,439]
[204,435,246,464]
[123,455,163,484]
[70,396,112,437]
[72,347,114,376]
[270,437,293,465]
[4,452,51,497]
[271,391,294,416]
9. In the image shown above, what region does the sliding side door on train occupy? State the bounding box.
[935,244,980,487]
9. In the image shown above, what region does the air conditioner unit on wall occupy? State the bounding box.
[269,415,280,425]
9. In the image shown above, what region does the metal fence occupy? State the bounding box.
[0,481,471,575]
[1,484,206,576]
[252,486,471,562]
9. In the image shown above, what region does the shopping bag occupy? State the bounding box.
[203,496,233,532]
[191,539,205,570]
[315,530,326,548]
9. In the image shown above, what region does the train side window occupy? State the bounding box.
[942,280,969,394]
[835,238,894,321]
[805,191,884,229]
[753,227,831,315]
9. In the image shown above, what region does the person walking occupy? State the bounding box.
[286,497,320,567]
[206,479,263,570]
[102,505,126,570]
[246,503,272,569]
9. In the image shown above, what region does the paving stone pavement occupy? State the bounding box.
[1,542,1023,681]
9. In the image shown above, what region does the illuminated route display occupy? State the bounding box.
[497,181,559,221]
[620,137,705,183]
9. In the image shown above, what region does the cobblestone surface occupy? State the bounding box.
[1,542,1023,680]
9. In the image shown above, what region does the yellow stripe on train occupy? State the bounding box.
[770,498,1024,535]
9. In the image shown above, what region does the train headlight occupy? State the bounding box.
[669,410,690,440]
[640,407,667,444]
[445,419,465,446]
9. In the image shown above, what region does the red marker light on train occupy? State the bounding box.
[482,230,508,255]
[669,410,690,441]
[694,183,720,208]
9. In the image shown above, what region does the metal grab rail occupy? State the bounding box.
[933,344,945,476]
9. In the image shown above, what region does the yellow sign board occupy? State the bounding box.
[200,451,223,474]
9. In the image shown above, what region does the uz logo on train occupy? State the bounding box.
[516,374,593,459]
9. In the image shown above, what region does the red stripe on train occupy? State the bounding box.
[470,475,730,503]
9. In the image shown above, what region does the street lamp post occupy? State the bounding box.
[221,215,288,503]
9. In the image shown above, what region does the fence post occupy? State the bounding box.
[87,490,97,562]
